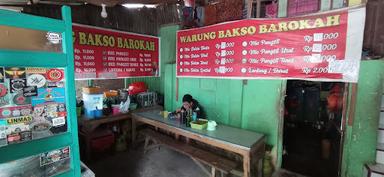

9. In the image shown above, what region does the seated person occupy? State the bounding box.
[175,94,204,119]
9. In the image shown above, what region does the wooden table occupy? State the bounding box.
[78,106,162,160]
[131,110,266,177]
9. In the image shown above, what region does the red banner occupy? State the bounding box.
[176,7,365,82]
[73,24,160,80]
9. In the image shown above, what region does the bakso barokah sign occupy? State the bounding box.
[176,6,365,83]
[73,24,160,80]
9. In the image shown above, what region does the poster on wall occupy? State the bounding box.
[176,6,366,83]
[72,24,160,80]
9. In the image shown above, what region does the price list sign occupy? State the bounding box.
[176,7,365,82]
[73,24,160,80]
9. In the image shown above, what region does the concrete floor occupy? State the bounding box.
[86,146,206,177]
[85,144,308,177]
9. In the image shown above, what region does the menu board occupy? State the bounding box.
[176,7,366,83]
[73,24,160,80]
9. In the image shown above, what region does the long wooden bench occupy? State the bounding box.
[140,128,239,177]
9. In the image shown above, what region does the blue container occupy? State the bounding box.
[85,109,95,119]
[94,110,103,118]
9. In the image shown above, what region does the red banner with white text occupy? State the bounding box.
[73,24,160,80]
[176,6,365,82]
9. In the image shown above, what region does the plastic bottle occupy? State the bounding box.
[192,111,197,121]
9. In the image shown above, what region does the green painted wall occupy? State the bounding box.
[161,25,285,167]
[341,60,384,177]
[124,25,179,95]
[124,77,160,92]
[164,65,285,165]
[159,25,179,94]
[160,25,384,176]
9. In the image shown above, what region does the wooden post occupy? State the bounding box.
[132,118,137,143]
[211,167,216,177]
[243,155,251,177]
[256,0,261,18]
[246,0,253,18]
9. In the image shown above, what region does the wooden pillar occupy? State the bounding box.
[246,0,253,18]
[278,0,288,17]
[256,0,261,18]
[211,167,216,177]
[243,155,251,177]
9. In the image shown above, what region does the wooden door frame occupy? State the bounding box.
[277,81,352,176]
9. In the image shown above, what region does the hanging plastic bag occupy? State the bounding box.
[119,96,130,113]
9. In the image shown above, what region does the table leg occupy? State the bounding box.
[132,119,137,143]
[243,154,251,177]
[211,167,216,177]
[175,134,180,140]
[186,137,190,144]
[83,133,91,161]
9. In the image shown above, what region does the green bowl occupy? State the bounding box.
[190,120,208,130]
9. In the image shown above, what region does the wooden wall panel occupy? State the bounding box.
[214,0,243,23]
[364,0,384,56]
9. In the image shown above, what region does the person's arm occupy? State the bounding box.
[175,106,184,113]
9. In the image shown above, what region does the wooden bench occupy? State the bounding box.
[140,128,239,177]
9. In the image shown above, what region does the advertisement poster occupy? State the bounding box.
[73,24,160,80]
[0,67,68,147]
[0,146,70,177]
[176,6,366,83]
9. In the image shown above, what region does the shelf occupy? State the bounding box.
[0,132,73,164]
[54,168,73,177]
[0,6,81,177]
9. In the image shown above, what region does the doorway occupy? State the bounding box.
[282,80,345,177]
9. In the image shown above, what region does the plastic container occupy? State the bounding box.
[192,112,197,121]
[112,104,120,115]
[94,109,103,118]
[129,103,138,110]
[137,92,157,107]
[190,120,208,130]
[82,87,101,94]
[85,109,95,119]
[91,134,114,152]
[76,107,82,117]
[128,82,147,95]
[83,93,104,111]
